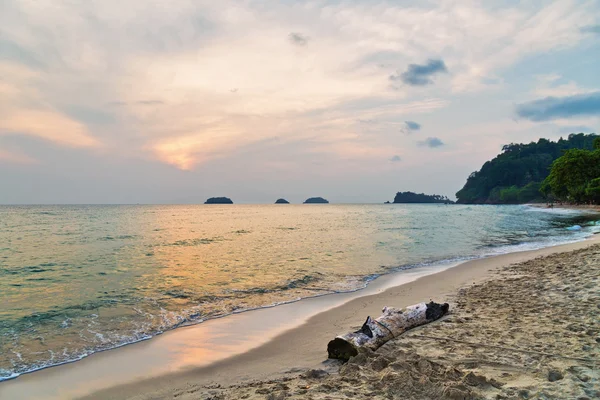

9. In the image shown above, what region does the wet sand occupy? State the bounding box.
[1,236,599,400]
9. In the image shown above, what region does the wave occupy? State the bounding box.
[522,204,600,216]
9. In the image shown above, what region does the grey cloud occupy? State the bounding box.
[515,92,600,121]
[581,25,600,34]
[390,59,447,86]
[481,77,501,85]
[418,137,444,148]
[288,32,309,46]
[358,50,403,66]
[106,100,164,106]
[0,38,45,69]
[137,100,164,105]
[137,15,215,53]
[404,121,421,131]
[107,101,128,106]
[390,155,401,162]
[64,105,116,125]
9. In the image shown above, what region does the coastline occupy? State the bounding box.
[526,203,600,213]
[2,235,598,400]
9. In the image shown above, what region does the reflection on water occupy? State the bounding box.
[0,204,597,380]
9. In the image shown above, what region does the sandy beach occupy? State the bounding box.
[70,235,600,400]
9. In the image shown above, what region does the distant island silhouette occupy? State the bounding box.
[275,198,290,204]
[204,197,233,204]
[392,192,453,204]
[304,197,329,204]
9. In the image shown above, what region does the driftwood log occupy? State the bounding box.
[327,301,449,360]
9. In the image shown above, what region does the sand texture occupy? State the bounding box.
[181,245,600,400]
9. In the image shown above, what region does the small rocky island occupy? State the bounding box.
[204,197,233,204]
[304,197,329,204]
[275,198,290,204]
[392,192,453,204]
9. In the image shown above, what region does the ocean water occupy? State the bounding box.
[0,204,598,381]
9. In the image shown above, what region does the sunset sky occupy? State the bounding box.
[1,0,599,204]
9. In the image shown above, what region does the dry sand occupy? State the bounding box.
[77,236,600,400]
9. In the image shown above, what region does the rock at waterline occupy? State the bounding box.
[275,198,290,204]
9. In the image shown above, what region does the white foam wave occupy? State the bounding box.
[522,205,588,215]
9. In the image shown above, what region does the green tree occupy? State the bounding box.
[517,182,542,203]
[542,149,600,203]
[585,178,600,203]
[499,186,520,203]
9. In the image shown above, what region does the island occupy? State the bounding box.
[204,197,233,204]
[303,197,329,204]
[392,192,453,204]
[275,198,290,204]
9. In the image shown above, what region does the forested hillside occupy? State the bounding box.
[456,133,598,204]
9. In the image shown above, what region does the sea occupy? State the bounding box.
[1,204,598,381]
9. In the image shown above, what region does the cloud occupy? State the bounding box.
[390,59,448,86]
[137,100,165,105]
[107,100,165,106]
[0,0,597,176]
[0,38,45,69]
[558,125,593,134]
[64,106,116,125]
[0,109,100,148]
[481,77,501,85]
[532,74,596,97]
[581,25,600,34]
[418,137,445,148]
[389,155,401,162]
[402,121,421,134]
[288,32,309,46]
[0,148,38,165]
[516,92,600,121]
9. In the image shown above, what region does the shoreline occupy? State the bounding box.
[196,236,600,399]
[3,205,596,388]
[526,203,600,213]
[1,235,598,399]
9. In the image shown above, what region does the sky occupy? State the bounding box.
[1,0,599,204]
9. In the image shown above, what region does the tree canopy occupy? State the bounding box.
[456,133,598,204]
[541,146,600,204]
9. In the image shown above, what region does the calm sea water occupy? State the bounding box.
[0,204,598,380]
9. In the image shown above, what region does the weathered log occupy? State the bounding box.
[327,301,449,360]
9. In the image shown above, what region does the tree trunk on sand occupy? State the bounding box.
[327,301,449,360]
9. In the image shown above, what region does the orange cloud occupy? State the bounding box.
[0,149,38,165]
[0,109,101,148]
